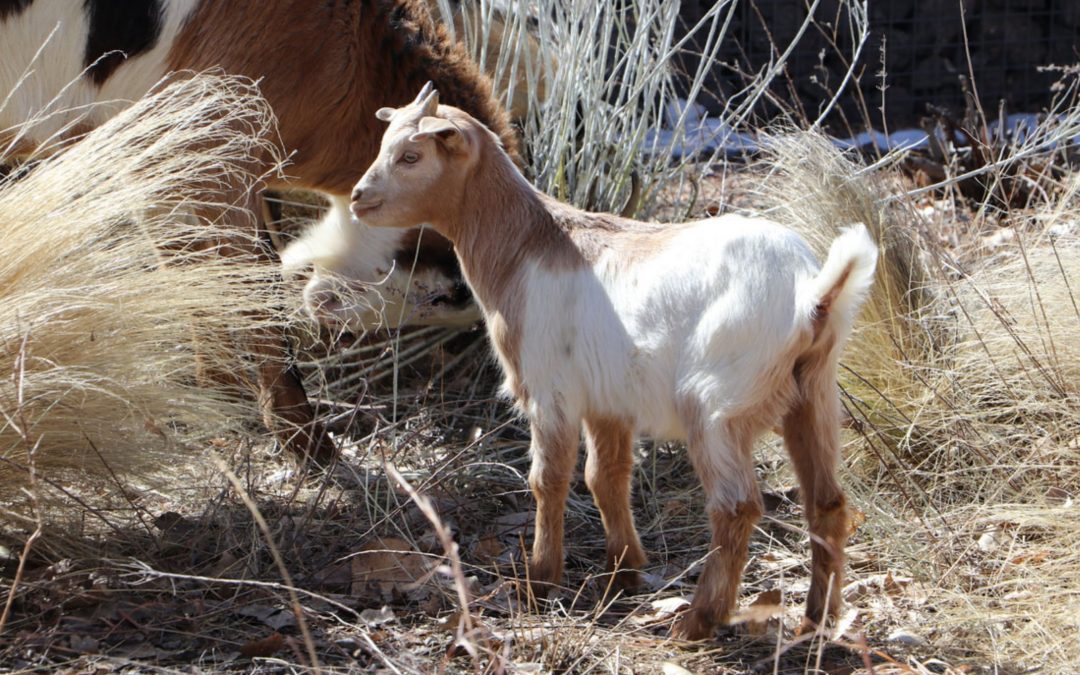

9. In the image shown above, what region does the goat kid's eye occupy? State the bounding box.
[400,151,420,164]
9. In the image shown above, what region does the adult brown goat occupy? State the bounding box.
[0,0,517,462]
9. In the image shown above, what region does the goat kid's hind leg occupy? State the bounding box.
[584,416,646,592]
[673,419,762,641]
[527,412,580,599]
[783,365,849,632]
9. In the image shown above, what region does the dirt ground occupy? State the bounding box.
[1,164,1071,674]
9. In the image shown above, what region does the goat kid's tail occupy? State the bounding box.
[802,223,878,344]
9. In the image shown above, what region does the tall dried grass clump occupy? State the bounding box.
[0,75,285,500]
[866,231,1080,668]
[745,126,1079,667]
[749,132,938,436]
[914,220,1079,667]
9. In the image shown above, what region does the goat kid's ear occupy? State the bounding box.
[375,107,397,122]
[410,116,465,151]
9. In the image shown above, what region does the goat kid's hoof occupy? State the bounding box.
[606,567,643,594]
[526,577,561,603]
[670,609,718,642]
[795,614,835,637]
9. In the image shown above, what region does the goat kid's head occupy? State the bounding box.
[351,83,476,231]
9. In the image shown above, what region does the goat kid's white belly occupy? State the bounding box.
[0,0,200,147]
[514,217,822,439]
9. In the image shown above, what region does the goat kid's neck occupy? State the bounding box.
[431,155,579,315]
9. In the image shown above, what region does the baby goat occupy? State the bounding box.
[349,84,877,640]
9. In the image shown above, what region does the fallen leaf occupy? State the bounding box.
[473,535,505,564]
[883,570,903,596]
[629,596,691,626]
[438,610,466,634]
[350,536,430,601]
[1010,550,1050,566]
[370,629,389,643]
[843,573,913,602]
[358,606,396,627]
[730,589,783,635]
[239,632,285,658]
[235,605,297,631]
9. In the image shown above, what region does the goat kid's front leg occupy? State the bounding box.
[527,412,580,599]
[584,416,646,592]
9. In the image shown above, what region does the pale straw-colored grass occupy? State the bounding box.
[749,131,938,434]
[0,74,285,500]
[750,126,1080,668]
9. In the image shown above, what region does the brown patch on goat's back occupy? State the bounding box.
[168,0,518,195]
[557,204,694,268]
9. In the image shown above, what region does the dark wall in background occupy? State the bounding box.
[677,0,1079,131]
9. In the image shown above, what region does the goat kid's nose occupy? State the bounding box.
[351,186,364,202]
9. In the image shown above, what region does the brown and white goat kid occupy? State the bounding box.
[347,85,877,640]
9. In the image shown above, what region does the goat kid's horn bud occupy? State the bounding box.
[419,88,440,117]
[414,81,435,105]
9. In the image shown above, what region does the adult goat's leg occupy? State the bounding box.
[194,189,335,465]
[583,416,646,591]
[249,317,335,465]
